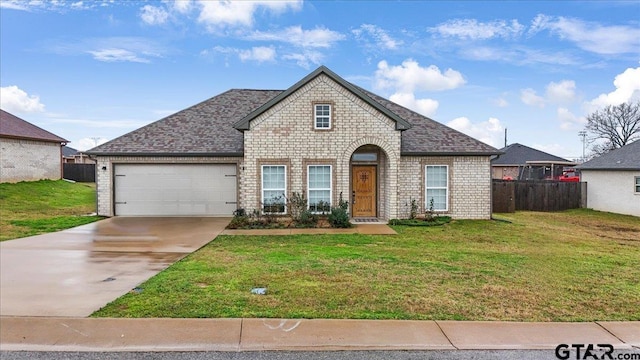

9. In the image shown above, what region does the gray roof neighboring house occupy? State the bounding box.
[88,67,499,157]
[576,140,640,171]
[491,143,572,166]
[0,109,67,143]
[62,146,79,157]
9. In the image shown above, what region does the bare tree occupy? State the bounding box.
[585,101,640,155]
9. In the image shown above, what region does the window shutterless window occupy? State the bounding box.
[635,176,640,193]
[425,165,448,211]
[262,165,286,214]
[314,104,331,129]
[308,165,332,212]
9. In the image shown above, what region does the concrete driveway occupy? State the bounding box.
[0,217,230,317]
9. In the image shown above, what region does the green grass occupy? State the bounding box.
[92,209,640,321]
[0,180,102,241]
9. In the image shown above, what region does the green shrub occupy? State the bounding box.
[388,216,451,226]
[296,210,319,228]
[328,207,351,228]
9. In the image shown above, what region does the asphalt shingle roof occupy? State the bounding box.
[89,68,500,156]
[491,143,571,165]
[89,89,282,155]
[576,140,640,170]
[0,109,67,143]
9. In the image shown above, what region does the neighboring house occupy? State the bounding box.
[576,140,640,217]
[0,109,68,183]
[87,66,499,220]
[491,143,575,180]
[62,146,95,164]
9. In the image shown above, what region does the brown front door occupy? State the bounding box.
[352,165,376,217]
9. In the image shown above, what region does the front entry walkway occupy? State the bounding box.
[0,217,230,317]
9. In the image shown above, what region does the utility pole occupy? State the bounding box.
[578,131,587,163]
[504,128,507,148]
[91,137,100,147]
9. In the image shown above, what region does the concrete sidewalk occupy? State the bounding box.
[1,317,638,352]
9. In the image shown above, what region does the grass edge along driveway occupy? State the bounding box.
[0,180,102,241]
[93,209,640,322]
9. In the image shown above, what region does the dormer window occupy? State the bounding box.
[314,104,331,129]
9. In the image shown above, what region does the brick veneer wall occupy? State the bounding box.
[399,155,492,219]
[0,138,62,183]
[242,74,402,219]
[94,156,242,216]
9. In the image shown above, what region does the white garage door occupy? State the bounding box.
[114,164,237,216]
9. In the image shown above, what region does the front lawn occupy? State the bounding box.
[92,209,640,321]
[0,180,102,241]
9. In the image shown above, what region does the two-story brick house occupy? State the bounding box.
[88,66,499,220]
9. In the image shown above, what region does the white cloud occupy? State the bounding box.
[352,24,402,50]
[429,18,525,40]
[528,14,640,55]
[389,93,438,117]
[247,26,345,48]
[0,86,46,113]
[447,117,504,148]
[557,107,585,130]
[172,0,193,14]
[493,97,509,107]
[140,5,169,25]
[87,48,150,63]
[75,137,109,151]
[0,0,104,11]
[0,1,29,10]
[589,66,640,108]
[197,0,302,29]
[239,46,276,63]
[520,88,545,107]
[282,50,324,69]
[374,59,466,93]
[546,80,576,104]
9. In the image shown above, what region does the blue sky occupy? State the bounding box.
[1,0,639,160]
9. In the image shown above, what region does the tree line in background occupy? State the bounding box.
[584,101,640,158]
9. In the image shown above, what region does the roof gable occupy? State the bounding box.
[233,66,412,131]
[491,143,571,165]
[0,109,67,143]
[576,140,640,170]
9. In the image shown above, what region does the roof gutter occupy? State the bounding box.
[85,152,244,157]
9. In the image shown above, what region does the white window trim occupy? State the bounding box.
[261,165,287,214]
[635,176,640,194]
[425,165,449,211]
[307,165,332,213]
[314,104,331,130]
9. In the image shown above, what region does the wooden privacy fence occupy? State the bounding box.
[63,163,95,182]
[492,180,586,213]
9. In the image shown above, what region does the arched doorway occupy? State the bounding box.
[349,145,390,220]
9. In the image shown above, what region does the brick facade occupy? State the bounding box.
[94,74,493,220]
[399,156,492,219]
[0,137,62,183]
[241,74,402,219]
